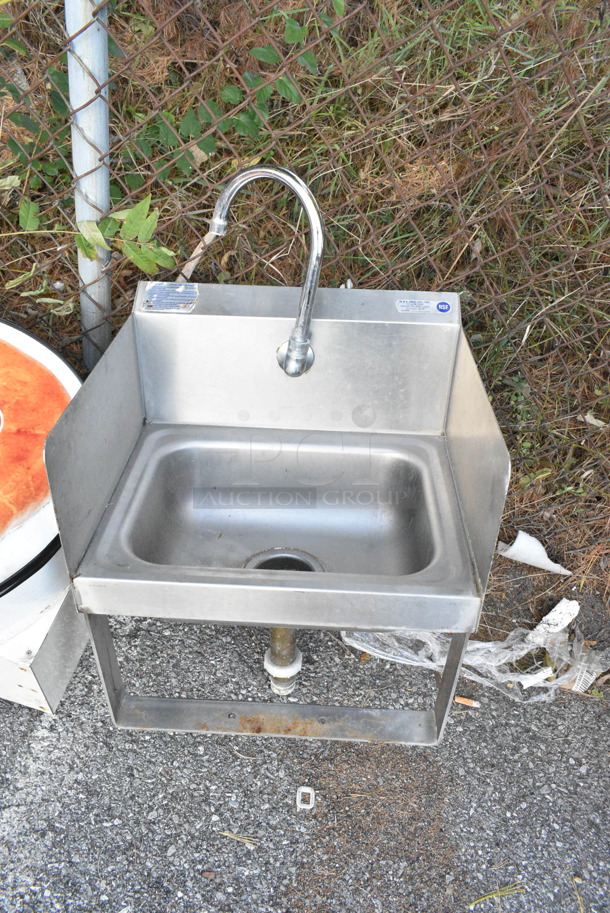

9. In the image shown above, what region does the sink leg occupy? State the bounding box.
[264,627,302,696]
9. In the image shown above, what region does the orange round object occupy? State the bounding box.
[0,339,71,536]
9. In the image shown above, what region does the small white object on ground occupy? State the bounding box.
[497,530,572,576]
[296,786,316,810]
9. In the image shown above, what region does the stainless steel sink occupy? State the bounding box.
[116,427,436,575]
[45,280,509,745]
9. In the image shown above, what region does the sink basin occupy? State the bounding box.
[45,280,510,744]
[115,426,436,575]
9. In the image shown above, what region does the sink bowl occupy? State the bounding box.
[116,426,436,575]
[45,280,510,744]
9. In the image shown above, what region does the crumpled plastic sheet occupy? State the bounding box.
[342,600,610,703]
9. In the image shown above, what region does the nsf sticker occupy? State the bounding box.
[395,298,452,314]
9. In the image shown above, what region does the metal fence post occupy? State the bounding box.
[65,0,112,368]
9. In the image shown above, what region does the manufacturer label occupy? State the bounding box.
[395,298,452,314]
[143,282,198,312]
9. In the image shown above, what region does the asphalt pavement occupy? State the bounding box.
[0,610,608,913]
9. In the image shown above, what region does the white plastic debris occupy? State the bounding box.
[583,412,607,429]
[572,651,607,693]
[296,786,316,810]
[497,531,572,576]
[523,598,580,646]
[342,599,610,702]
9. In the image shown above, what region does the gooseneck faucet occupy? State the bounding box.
[208,166,324,377]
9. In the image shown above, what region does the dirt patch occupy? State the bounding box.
[278,743,467,913]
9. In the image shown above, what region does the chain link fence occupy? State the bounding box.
[1,0,609,561]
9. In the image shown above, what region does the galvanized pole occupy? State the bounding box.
[65,0,112,368]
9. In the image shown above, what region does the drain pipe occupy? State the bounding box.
[65,0,112,368]
[265,628,302,696]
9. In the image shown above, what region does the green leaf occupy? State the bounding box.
[275,75,301,104]
[220,85,243,105]
[2,35,27,55]
[255,101,271,119]
[75,233,97,261]
[20,281,48,297]
[284,16,307,44]
[199,99,223,124]
[218,116,236,134]
[41,161,61,176]
[134,133,153,158]
[198,135,216,155]
[99,216,120,238]
[0,77,20,103]
[48,66,69,95]
[137,210,158,243]
[256,85,274,106]
[332,0,345,16]
[175,153,194,177]
[298,50,318,75]
[249,45,282,65]
[6,137,29,166]
[109,181,122,206]
[5,265,35,290]
[320,11,340,36]
[243,71,263,89]
[9,112,39,135]
[18,197,40,231]
[120,195,152,240]
[107,35,125,58]
[77,220,111,251]
[157,160,173,182]
[50,300,76,316]
[122,240,158,274]
[179,106,202,139]
[155,113,179,149]
[125,172,145,191]
[48,66,69,116]
[234,110,260,139]
[147,244,175,268]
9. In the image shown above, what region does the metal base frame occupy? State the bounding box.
[86,616,468,746]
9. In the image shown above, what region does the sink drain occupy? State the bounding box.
[245,548,323,573]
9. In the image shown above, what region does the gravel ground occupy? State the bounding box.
[1,601,609,913]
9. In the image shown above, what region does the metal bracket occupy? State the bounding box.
[85,616,468,746]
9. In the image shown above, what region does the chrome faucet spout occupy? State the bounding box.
[208,165,324,377]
